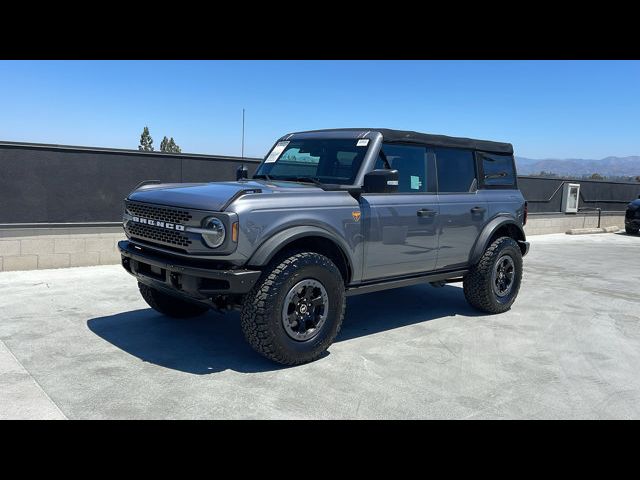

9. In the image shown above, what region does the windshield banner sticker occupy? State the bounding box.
[265,141,290,163]
[356,139,369,147]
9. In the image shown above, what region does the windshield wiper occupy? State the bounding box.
[253,173,272,181]
[285,177,328,190]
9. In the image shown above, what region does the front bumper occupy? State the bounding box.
[118,240,262,302]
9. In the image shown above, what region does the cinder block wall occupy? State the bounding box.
[0,229,125,272]
[0,213,627,272]
[524,213,624,236]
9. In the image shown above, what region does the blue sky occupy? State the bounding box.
[0,60,638,159]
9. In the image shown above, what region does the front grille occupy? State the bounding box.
[126,202,192,224]
[127,222,192,248]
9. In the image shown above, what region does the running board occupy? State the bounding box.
[345,269,468,296]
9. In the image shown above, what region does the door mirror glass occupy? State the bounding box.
[363,169,399,193]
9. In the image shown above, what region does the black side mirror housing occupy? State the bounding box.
[236,165,248,181]
[363,169,399,194]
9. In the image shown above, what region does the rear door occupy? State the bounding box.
[361,143,439,280]
[433,147,489,270]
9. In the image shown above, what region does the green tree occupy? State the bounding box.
[138,126,154,151]
[590,173,604,180]
[160,136,169,152]
[160,136,181,153]
[167,137,181,153]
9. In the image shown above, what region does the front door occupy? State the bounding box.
[361,143,439,280]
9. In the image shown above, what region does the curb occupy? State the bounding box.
[566,226,620,235]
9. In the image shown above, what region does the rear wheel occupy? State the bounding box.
[240,251,346,365]
[463,237,523,314]
[626,225,639,235]
[138,282,210,318]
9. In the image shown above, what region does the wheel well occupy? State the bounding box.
[489,223,527,255]
[274,236,351,285]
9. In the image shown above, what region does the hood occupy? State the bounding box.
[127,180,320,211]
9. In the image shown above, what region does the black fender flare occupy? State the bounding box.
[247,225,354,273]
[469,216,527,266]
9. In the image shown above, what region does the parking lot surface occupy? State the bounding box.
[1,232,639,419]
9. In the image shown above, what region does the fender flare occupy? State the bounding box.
[247,225,354,273]
[469,216,526,266]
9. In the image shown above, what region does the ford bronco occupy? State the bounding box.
[119,128,530,365]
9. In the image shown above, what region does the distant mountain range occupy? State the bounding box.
[515,156,640,178]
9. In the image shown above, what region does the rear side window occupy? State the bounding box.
[478,152,516,188]
[433,147,476,193]
[375,144,428,193]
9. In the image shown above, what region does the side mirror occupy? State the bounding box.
[236,165,248,181]
[363,169,399,194]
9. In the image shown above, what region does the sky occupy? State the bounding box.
[0,60,639,160]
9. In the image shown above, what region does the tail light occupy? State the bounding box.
[523,201,528,226]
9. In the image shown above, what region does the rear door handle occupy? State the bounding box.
[470,206,486,214]
[417,208,437,217]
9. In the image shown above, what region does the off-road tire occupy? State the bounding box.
[463,236,523,314]
[138,282,210,318]
[240,252,346,365]
[625,225,639,235]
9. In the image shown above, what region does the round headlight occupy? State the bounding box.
[201,217,226,248]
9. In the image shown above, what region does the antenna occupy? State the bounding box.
[236,108,249,181]
[241,108,245,159]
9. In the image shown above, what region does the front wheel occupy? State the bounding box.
[463,237,523,314]
[240,252,346,365]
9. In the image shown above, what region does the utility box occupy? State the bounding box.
[561,183,580,213]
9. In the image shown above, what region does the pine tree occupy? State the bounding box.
[138,126,154,151]
[160,136,169,152]
[167,137,181,153]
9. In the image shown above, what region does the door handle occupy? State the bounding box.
[417,208,436,217]
[470,206,486,214]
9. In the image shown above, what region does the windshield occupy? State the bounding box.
[254,138,370,185]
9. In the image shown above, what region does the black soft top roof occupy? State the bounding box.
[283,128,513,155]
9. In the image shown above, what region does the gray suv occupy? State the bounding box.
[118,128,530,365]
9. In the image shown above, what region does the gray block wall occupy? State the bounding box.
[0,212,626,272]
[0,231,125,272]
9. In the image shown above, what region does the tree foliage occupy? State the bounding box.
[160,136,169,152]
[138,126,154,151]
[160,135,181,153]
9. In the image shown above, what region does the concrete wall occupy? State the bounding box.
[0,212,626,272]
[0,228,125,272]
[524,212,624,236]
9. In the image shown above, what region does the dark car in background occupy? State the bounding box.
[626,196,640,235]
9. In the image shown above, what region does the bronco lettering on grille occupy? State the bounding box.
[131,216,185,231]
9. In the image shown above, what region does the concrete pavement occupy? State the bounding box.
[1,232,639,419]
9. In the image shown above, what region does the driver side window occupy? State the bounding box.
[375,144,429,193]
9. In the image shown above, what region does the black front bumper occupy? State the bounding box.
[118,240,262,302]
